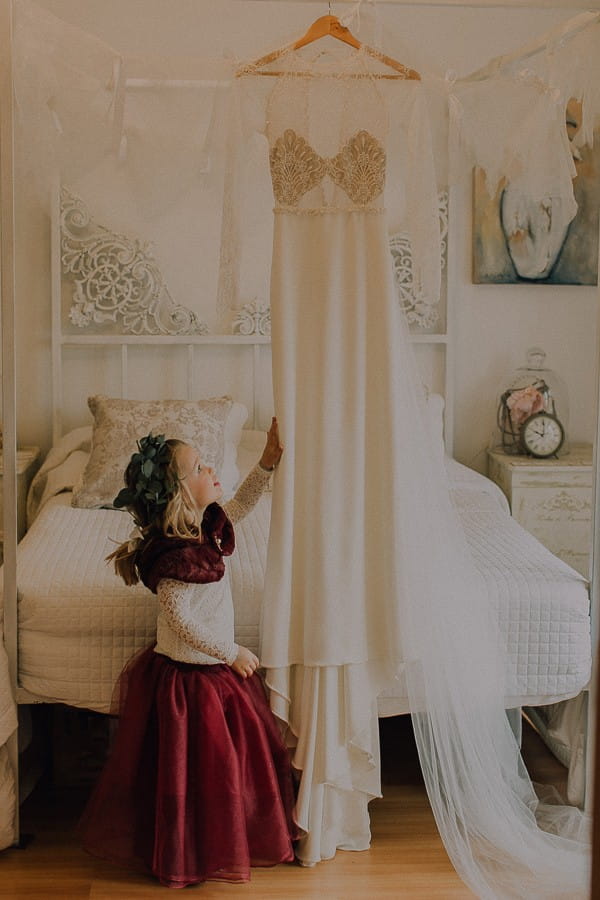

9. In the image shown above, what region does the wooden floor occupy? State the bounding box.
[0,711,567,899]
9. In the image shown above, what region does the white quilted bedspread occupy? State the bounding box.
[12,468,591,714]
[15,494,270,712]
[379,472,590,713]
[455,489,590,704]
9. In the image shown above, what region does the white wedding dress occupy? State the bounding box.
[240,46,440,862]
[237,44,590,898]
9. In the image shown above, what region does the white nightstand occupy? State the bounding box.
[487,444,593,578]
[0,446,40,557]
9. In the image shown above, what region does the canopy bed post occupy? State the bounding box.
[0,0,19,845]
[187,344,194,400]
[110,57,127,158]
[121,344,128,397]
[585,245,600,817]
[444,184,457,453]
[51,177,63,444]
[252,343,261,430]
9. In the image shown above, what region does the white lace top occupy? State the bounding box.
[234,45,441,307]
[154,463,271,665]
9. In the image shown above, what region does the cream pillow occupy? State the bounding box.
[72,395,247,508]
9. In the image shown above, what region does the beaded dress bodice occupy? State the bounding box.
[269,128,386,210]
[264,48,390,215]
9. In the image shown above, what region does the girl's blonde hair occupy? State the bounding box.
[108,436,203,586]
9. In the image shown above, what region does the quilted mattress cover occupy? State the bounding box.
[14,466,591,714]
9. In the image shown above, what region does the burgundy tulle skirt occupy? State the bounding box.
[79,646,299,888]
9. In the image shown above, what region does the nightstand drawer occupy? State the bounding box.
[0,447,40,551]
[511,485,592,574]
[487,444,593,578]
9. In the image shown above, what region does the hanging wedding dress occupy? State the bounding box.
[236,42,591,899]
[238,43,440,861]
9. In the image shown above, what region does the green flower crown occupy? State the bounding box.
[114,432,177,519]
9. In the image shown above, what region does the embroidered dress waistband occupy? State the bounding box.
[274,205,384,215]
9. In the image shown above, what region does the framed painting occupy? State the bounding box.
[472,101,599,285]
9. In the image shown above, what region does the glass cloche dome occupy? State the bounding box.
[493,347,570,457]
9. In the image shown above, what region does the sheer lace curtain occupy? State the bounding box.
[13,0,242,334]
[12,1,600,321]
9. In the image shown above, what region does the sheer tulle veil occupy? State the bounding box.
[251,11,593,899]
[370,10,594,898]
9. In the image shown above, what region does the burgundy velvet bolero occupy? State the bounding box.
[137,503,235,594]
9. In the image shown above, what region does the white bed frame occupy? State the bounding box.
[3,177,457,838]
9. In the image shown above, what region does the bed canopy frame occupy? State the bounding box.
[0,0,598,851]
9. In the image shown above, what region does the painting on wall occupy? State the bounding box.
[472,101,599,285]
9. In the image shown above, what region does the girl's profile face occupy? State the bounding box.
[176,444,223,510]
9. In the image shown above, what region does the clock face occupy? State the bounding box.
[521,412,564,458]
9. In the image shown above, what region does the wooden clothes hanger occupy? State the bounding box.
[240,13,420,81]
[294,14,361,52]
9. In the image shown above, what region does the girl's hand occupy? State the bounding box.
[231,645,260,679]
[260,416,284,472]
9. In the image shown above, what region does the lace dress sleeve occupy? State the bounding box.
[157,578,238,664]
[382,80,441,311]
[223,463,272,524]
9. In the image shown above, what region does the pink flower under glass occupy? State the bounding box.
[506,386,545,427]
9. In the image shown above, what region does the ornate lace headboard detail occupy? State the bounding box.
[60,186,446,336]
[53,185,451,444]
[52,186,273,441]
[389,189,448,330]
[60,187,207,336]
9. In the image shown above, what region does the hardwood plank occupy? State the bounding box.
[0,714,567,898]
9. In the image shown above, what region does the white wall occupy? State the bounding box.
[14,0,599,472]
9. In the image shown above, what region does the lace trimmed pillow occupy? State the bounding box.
[72,395,247,509]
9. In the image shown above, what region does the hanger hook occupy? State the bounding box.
[328,1,332,13]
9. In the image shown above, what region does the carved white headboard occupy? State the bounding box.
[52,184,274,441]
[52,183,453,448]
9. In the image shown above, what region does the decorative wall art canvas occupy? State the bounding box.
[473,100,599,285]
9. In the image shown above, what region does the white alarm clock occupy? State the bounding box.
[520,411,565,459]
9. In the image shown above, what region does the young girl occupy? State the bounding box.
[79,418,298,888]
